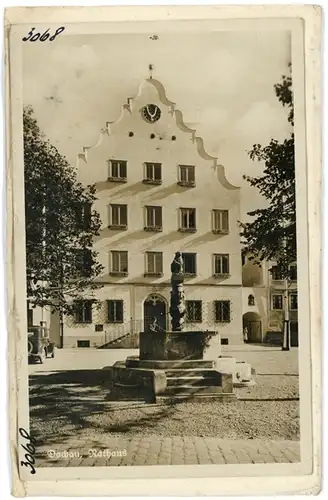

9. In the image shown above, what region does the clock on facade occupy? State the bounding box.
[142,104,161,123]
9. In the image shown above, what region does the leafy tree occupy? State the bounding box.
[24,106,104,324]
[240,64,296,278]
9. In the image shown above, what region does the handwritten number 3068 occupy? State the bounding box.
[22,27,65,42]
[19,428,36,475]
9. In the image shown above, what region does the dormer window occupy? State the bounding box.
[143,163,162,185]
[108,160,127,182]
[178,165,195,187]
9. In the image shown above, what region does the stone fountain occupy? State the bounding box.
[106,252,251,403]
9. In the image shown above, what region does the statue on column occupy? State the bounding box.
[169,252,186,331]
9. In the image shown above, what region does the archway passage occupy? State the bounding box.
[143,294,167,333]
[243,312,262,343]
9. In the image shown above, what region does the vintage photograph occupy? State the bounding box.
[6,6,321,495]
[23,26,301,468]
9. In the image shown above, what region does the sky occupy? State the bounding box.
[22,29,292,217]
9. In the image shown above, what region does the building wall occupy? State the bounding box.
[62,79,243,348]
[241,256,299,343]
[242,286,268,337]
[268,278,298,330]
[62,283,243,348]
[81,81,241,287]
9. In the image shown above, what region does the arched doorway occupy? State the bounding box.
[243,312,262,343]
[143,294,167,332]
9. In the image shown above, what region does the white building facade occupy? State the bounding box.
[56,78,244,348]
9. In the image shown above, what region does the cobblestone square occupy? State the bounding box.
[29,345,300,468]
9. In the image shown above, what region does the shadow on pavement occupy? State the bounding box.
[29,369,180,448]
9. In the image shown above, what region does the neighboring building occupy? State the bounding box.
[242,256,268,343]
[59,77,243,348]
[267,262,298,346]
[242,254,298,345]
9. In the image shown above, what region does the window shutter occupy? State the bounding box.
[154,164,161,180]
[146,164,152,179]
[121,252,128,272]
[222,211,229,230]
[196,301,202,321]
[112,252,118,272]
[108,300,114,322]
[120,162,127,178]
[155,253,162,273]
[155,207,162,227]
[180,166,187,182]
[190,209,195,228]
[121,205,127,226]
[223,301,230,321]
[223,255,229,274]
[148,254,154,273]
[84,302,92,322]
[116,301,123,322]
[75,301,83,322]
[146,207,152,227]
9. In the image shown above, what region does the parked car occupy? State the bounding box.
[28,325,56,364]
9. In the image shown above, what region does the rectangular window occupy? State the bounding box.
[107,300,124,323]
[145,252,163,275]
[178,165,195,186]
[75,249,92,277]
[214,301,231,322]
[290,294,298,310]
[75,301,92,323]
[213,254,230,276]
[182,253,197,275]
[271,266,283,280]
[143,163,162,184]
[77,340,90,348]
[110,251,128,275]
[186,300,202,322]
[145,206,162,231]
[212,210,229,233]
[272,294,283,310]
[179,208,196,232]
[289,265,297,281]
[109,204,128,228]
[108,160,127,181]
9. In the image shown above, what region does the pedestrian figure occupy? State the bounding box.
[243,326,249,343]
